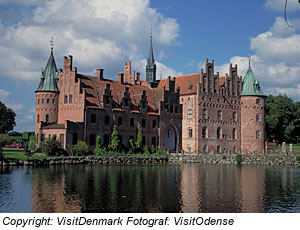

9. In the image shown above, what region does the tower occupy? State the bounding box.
[35,39,59,146]
[240,59,266,153]
[146,30,157,85]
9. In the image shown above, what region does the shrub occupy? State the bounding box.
[41,134,63,156]
[143,145,150,154]
[128,138,135,153]
[74,141,88,156]
[0,134,15,147]
[235,154,243,164]
[28,136,36,151]
[296,155,300,164]
[222,155,227,160]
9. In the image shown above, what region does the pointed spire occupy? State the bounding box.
[36,39,59,92]
[146,27,157,84]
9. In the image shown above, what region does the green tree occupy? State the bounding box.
[109,125,119,151]
[0,101,16,133]
[73,141,89,156]
[0,134,15,147]
[135,123,142,151]
[94,135,105,155]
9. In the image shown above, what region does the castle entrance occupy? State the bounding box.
[164,125,177,151]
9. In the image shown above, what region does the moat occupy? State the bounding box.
[1,163,300,212]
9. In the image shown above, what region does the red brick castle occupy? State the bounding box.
[35,37,266,154]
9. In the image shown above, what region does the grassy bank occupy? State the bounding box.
[2,148,48,160]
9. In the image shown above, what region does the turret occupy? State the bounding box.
[240,59,266,153]
[35,40,59,146]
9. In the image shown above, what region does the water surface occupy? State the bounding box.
[0,164,300,212]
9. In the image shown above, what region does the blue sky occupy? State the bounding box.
[0,0,300,132]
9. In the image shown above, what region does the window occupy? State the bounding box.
[203,108,207,119]
[118,135,122,144]
[203,145,208,153]
[233,146,236,153]
[202,126,207,138]
[217,127,221,139]
[152,120,156,128]
[142,136,146,146]
[217,145,221,153]
[72,133,78,145]
[203,76,206,92]
[167,129,170,138]
[152,136,156,146]
[105,96,110,104]
[256,130,261,139]
[46,114,49,123]
[256,113,261,122]
[104,134,109,146]
[233,112,237,121]
[64,95,68,104]
[38,99,40,104]
[89,134,96,145]
[233,128,236,140]
[217,110,222,120]
[187,145,192,153]
[41,99,44,104]
[256,99,260,104]
[187,109,192,120]
[142,119,146,128]
[125,98,129,106]
[105,115,110,125]
[52,99,55,104]
[165,105,168,112]
[175,107,178,113]
[214,78,217,93]
[69,95,73,104]
[188,128,193,138]
[189,84,193,90]
[91,114,96,124]
[47,99,49,104]
[170,105,173,113]
[118,117,123,125]
[37,114,39,123]
[130,118,134,127]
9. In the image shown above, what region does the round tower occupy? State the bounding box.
[240,61,266,154]
[35,46,59,146]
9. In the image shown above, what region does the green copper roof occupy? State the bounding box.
[241,66,264,96]
[36,50,59,92]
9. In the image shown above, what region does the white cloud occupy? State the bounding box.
[0,0,180,82]
[215,17,300,101]
[265,0,300,12]
[0,88,11,102]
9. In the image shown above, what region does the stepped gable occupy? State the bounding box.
[79,74,159,113]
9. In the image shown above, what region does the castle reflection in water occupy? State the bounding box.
[8,164,297,213]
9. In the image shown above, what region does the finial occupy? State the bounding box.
[150,25,152,38]
[50,37,54,52]
[248,54,251,68]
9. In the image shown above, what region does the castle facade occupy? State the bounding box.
[35,38,266,154]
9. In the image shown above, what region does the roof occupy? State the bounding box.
[36,50,59,92]
[79,75,163,112]
[158,73,200,94]
[241,66,264,96]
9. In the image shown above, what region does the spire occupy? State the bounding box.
[36,39,59,92]
[146,27,156,85]
[241,59,264,96]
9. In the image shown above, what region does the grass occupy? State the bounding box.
[275,144,300,153]
[2,148,48,160]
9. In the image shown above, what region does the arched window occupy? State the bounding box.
[203,108,207,119]
[217,145,221,153]
[256,113,261,122]
[256,130,261,139]
[203,145,208,153]
[202,126,207,138]
[233,112,237,121]
[217,127,221,139]
[218,110,222,120]
[187,145,191,153]
[188,128,193,138]
[232,128,236,140]
[203,76,206,92]
[233,146,236,153]
[46,114,49,123]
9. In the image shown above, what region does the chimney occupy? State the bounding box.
[97,69,104,80]
[118,73,124,84]
[136,72,141,85]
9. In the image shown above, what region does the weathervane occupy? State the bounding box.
[50,37,54,51]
